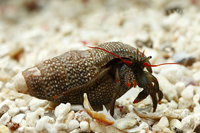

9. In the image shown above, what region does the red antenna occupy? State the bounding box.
[143,62,182,67]
[89,46,181,67]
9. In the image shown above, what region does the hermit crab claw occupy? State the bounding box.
[133,71,163,112]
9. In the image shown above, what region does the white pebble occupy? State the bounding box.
[26,108,45,127]
[162,72,177,84]
[20,119,27,127]
[0,81,3,89]
[172,51,186,63]
[71,105,83,111]
[29,98,49,111]
[106,125,125,133]
[152,116,169,132]
[0,112,11,125]
[0,99,16,109]
[175,82,185,97]
[181,113,200,132]
[139,129,148,133]
[178,97,191,109]
[12,113,25,123]
[161,106,180,119]
[90,121,106,132]
[16,126,25,133]
[19,107,29,113]
[156,75,178,101]
[159,65,182,83]
[157,117,169,127]
[80,121,90,132]
[65,111,75,125]
[115,117,137,130]
[55,122,68,131]
[181,85,194,100]
[0,125,11,133]
[193,61,200,69]
[193,71,200,82]
[163,13,180,28]
[15,99,26,107]
[167,100,178,109]
[44,123,57,133]
[193,94,200,106]
[195,87,200,96]
[58,131,67,133]
[67,120,80,132]
[194,105,200,113]
[69,129,80,133]
[24,127,38,133]
[170,119,182,131]
[74,110,91,123]
[180,109,191,119]
[36,116,55,131]
[8,107,19,117]
[163,127,173,133]
[55,103,71,123]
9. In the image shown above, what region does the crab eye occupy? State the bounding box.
[129,55,133,59]
[148,56,152,59]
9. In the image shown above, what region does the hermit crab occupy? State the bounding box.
[7,42,180,117]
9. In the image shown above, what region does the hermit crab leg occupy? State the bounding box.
[110,68,122,116]
[149,83,158,112]
[145,72,163,102]
[133,87,150,104]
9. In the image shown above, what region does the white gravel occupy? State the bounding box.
[0,0,200,132]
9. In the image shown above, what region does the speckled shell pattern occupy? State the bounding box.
[22,42,149,105]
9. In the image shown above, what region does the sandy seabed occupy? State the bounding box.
[0,0,200,133]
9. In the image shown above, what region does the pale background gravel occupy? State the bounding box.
[0,0,200,132]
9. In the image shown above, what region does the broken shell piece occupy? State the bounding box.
[0,104,10,117]
[133,106,188,120]
[115,117,137,130]
[83,93,115,126]
[6,67,42,94]
[6,72,29,94]
[0,112,11,125]
[125,122,148,133]
[133,108,162,120]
